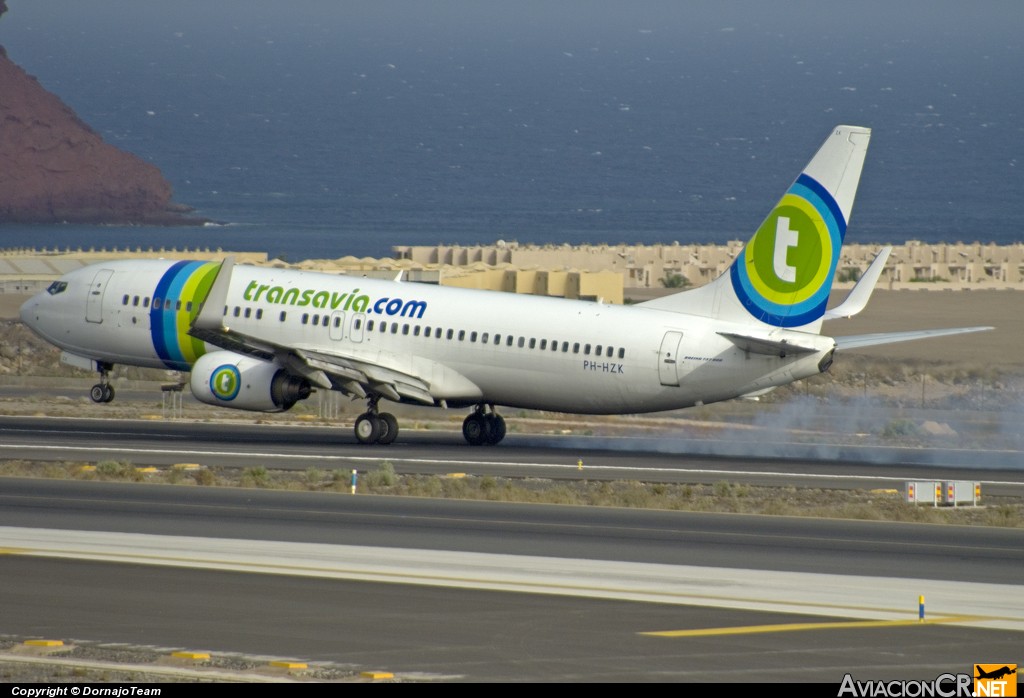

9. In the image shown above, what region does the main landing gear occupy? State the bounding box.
[354,397,398,445]
[462,405,506,446]
[89,362,115,403]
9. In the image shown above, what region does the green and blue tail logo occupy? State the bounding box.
[729,173,846,328]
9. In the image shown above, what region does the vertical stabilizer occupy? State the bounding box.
[640,125,871,334]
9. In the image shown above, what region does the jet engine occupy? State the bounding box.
[190,351,312,412]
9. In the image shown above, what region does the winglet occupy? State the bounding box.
[192,256,234,332]
[824,246,892,320]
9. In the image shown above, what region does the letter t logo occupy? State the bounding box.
[773,216,799,283]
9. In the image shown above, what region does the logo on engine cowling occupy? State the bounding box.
[210,364,241,401]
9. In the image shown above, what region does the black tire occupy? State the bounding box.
[102,385,115,403]
[354,413,381,444]
[377,412,399,445]
[90,385,106,403]
[462,413,487,445]
[485,415,506,445]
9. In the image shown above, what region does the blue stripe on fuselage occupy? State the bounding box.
[149,261,202,370]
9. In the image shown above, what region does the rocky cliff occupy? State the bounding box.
[0,1,200,224]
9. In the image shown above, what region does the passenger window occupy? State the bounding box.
[414,326,421,336]
[435,328,442,339]
[122,294,129,305]
[517,337,525,348]
[244,308,251,318]
[470,331,477,343]
[482,333,489,343]
[143,297,150,308]
[301,313,309,325]
[618,348,625,359]
[391,324,399,334]
[323,315,330,327]
[595,345,602,356]
[540,339,547,350]
[507,336,514,347]
[584,344,591,355]
[403,324,410,335]
[606,346,613,358]
[529,338,536,349]
[458,330,465,341]
[154,297,161,308]
[447,329,454,340]
[279,311,287,322]
[186,301,192,312]
[573,343,580,354]
[133,296,140,307]
[562,342,569,352]
[312,314,320,325]
[256,309,263,320]
[335,316,342,328]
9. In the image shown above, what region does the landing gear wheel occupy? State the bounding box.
[485,414,506,445]
[102,385,115,403]
[90,384,106,403]
[462,413,488,446]
[354,413,381,444]
[377,412,399,445]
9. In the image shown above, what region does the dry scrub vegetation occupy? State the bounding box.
[2,458,1020,528]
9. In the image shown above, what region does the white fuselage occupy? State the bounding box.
[20,259,833,414]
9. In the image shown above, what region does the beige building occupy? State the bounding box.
[395,240,1024,292]
[5,240,1024,307]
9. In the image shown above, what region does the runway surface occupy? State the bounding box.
[3,415,1024,496]
[0,476,1022,681]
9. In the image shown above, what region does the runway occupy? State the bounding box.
[0,477,1022,681]
[3,415,1024,496]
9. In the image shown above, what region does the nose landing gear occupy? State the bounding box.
[89,362,115,403]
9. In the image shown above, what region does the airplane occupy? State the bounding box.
[19,125,991,446]
[975,666,1017,681]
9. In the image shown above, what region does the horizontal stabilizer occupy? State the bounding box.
[718,331,824,357]
[835,326,993,350]
[824,246,892,320]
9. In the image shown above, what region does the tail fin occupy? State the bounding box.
[640,125,871,333]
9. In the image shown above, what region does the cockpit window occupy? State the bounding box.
[46,281,68,295]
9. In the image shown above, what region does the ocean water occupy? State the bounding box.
[1,0,1022,261]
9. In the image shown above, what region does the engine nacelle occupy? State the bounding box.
[190,351,312,412]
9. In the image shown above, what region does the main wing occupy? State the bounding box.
[188,257,480,406]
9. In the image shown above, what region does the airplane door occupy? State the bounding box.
[85,268,114,324]
[329,310,346,341]
[349,313,365,343]
[658,331,683,386]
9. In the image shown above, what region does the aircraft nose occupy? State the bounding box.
[19,296,38,327]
